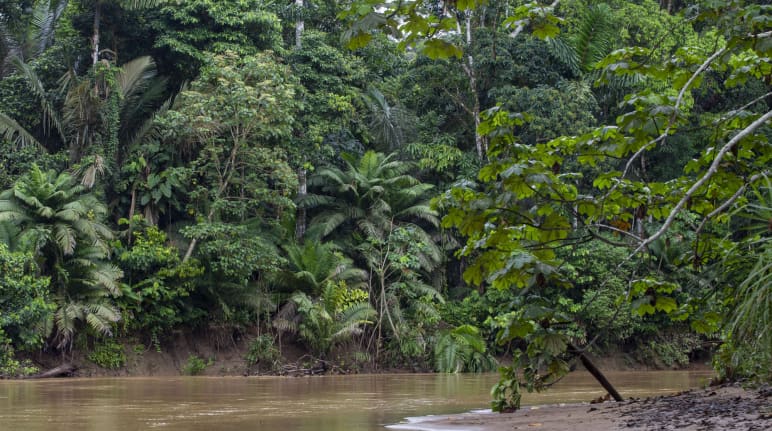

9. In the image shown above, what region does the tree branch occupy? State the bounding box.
[631,109,772,257]
[694,171,770,238]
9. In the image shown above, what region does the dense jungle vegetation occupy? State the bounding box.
[0,0,769,408]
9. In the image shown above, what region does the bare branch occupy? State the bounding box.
[631,109,772,256]
[694,171,770,237]
[617,47,727,185]
[588,223,644,242]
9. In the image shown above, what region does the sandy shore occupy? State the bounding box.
[387,385,771,431]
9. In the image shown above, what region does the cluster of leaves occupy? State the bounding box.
[433,324,497,373]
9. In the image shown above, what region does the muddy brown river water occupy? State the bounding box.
[0,370,713,431]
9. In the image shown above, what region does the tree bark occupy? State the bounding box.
[295,0,304,49]
[92,2,101,65]
[295,167,307,240]
[459,13,486,160]
[569,343,623,402]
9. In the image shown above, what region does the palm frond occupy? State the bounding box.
[308,210,347,238]
[12,57,65,142]
[121,0,164,10]
[116,56,156,98]
[84,302,119,336]
[31,0,68,57]
[0,112,44,150]
[89,263,124,296]
[569,3,615,73]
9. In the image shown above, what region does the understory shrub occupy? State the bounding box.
[245,334,280,367]
[88,338,127,369]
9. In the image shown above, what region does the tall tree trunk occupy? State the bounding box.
[295,0,304,49]
[460,13,486,160]
[127,183,137,244]
[295,167,307,240]
[92,2,101,65]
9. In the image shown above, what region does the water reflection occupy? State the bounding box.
[0,371,713,431]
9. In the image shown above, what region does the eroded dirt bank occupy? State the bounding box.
[388,384,772,431]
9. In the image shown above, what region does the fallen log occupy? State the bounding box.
[29,363,76,379]
[568,343,624,402]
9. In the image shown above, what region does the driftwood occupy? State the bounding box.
[276,355,345,377]
[28,363,76,379]
[568,343,624,402]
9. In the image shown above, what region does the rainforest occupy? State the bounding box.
[0,0,769,413]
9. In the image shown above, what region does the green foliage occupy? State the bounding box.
[362,87,415,151]
[304,151,438,242]
[638,332,701,369]
[438,0,771,391]
[714,176,772,382]
[0,165,122,349]
[0,241,52,375]
[151,0,283,81]
[0,0,767,387]
[116,222,203,333]
[163,51,298,266]
[155,51,299,322]
[0,242,53,349]
[341,0,561,58]
[272,241,366,296]
[303,150,444,361]
[491,366,522,413]
[181,354,211,376]
[274,283,376,357]
[88,338,127,369]
[433,324,497,373]
[288,30,368,164]
[0,334,39,377]
[245,334,280,368]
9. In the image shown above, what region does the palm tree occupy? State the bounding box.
[273,283,376,357]
[0,165,121,349]
[0,55,162,182]
[0,0,67,76]
[302,150,439,243]
[722,175,772,381]
[272,241,367,296]
[362,88,415,152]
[301,151,443,359]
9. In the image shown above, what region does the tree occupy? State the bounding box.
[160,51,297,263]
[115,221,203,334]
[714,175,772,382]
[340,0,563,160]
[438,0,772,406]
[272,241,367,296]
[0,0,67,76]
[0,54,161,175]
[0,242,53,369]
[81,0,163,65]
[285,30,370,240]
[303,151,444,360]
[303,151,438,243]
[0,165,121,350]
[149,0,283,83]
[273,283,376,357]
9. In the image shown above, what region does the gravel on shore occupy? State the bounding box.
[387,384,772,431]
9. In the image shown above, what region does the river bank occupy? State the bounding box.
[20,329,704,378]
[388,384,772,431]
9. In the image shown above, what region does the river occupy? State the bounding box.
[0,370,713,431]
